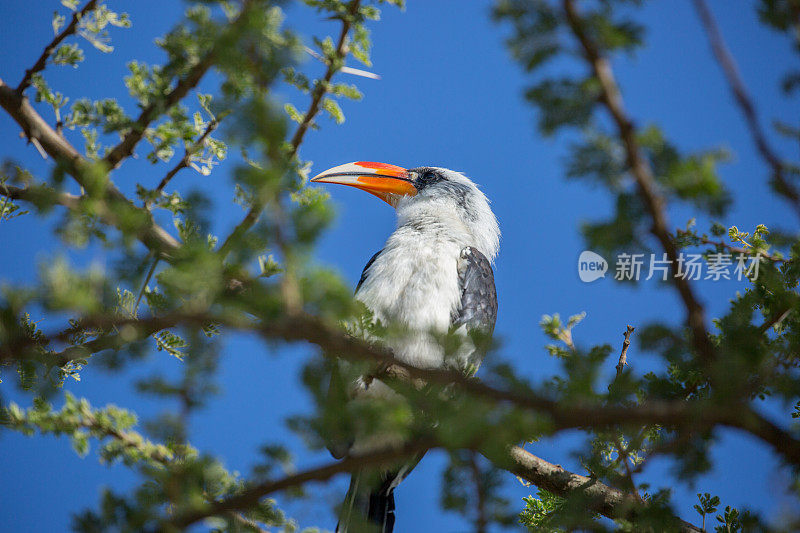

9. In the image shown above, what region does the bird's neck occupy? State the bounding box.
[393,193,499,261]
[393,202,474,250]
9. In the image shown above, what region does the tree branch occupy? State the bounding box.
[159,434,701,533]
[506,446,701,532]
[675,228,786,263]
[161,438,434,531]
[218,0,361,256]
[691,0,800,221]
[50,321,169,368]
[0,78,82,162]
[271,312,800,466]
[287,2,360,153]
[82,412,175,465]
[0,306,791,529]
[561,0,717,370]
[102,0,256,171]
[6,309,799,467]
[17,0,99,94]
[0,79,180,256]
[0,182,81,210]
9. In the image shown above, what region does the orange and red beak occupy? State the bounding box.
[310,161,418,207]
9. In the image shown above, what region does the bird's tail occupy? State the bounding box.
[336,471,396,533]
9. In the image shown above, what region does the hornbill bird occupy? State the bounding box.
[311,161,500,532]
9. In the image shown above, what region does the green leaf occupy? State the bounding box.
[321,97,344,124]
[284,103,304,124]
[53,43,85,66]
[52,11,66,34]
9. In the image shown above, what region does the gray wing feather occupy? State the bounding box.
[452,247,498,334]
[355,249,382,294]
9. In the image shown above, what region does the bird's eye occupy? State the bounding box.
[421,171,437,182]
[412,169,443,190]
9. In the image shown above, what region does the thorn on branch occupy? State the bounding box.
[19,130,48,159]
[304,46,381,79]
[758,307,793,334]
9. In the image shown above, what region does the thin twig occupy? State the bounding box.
[692,0,800,221]
[616,325,634,378]
[612,436,643,503]
[562,0,716,370]
[218,0,361,257]
[17,0,99,94]
[675,228,786,263]
[148,118,220,207]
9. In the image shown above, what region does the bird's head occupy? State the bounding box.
[311,161,500,260]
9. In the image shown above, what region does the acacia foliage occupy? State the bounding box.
[496,0,800,529]
[0,1,798,532]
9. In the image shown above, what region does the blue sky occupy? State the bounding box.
[1,1,798,531]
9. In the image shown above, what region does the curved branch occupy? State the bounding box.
[158,436,702,533]
[5,309,799,467]
[161,439,433,531]
[561,0,716,369]
[0,79,180,255]
[691,0,800,221]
